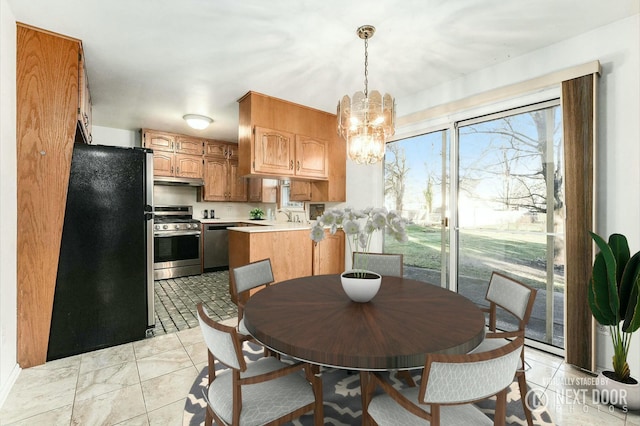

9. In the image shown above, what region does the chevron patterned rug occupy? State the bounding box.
[183,341,554,425]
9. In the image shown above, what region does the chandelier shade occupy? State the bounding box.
[337,25,395,165]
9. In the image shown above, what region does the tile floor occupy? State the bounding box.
[1,272,640,425]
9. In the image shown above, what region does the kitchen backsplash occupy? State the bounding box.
[153,185,314,221]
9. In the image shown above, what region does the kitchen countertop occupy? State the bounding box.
[199,218,314,233]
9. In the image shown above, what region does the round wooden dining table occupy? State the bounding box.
[243,274,486,371]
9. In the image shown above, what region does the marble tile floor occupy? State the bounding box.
[2,272,640,425]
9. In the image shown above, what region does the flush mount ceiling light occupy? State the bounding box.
[183,114,213,130]
[337,25,395,165]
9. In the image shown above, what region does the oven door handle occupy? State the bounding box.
[154,231,201,237]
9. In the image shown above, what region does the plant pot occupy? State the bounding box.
[596,371,640,411]
[340,270,382,303]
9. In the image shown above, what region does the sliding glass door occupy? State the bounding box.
[456,100,564,347]
[384,100,565,349]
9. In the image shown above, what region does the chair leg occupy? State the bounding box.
[518,373,534,426]
[494,388,507,426]
[205,406,213,426]
[309,364,324,426]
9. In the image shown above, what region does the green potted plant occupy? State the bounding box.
[589,231,640,410]
[249,208,265,220]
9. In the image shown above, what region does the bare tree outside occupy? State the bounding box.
[384,143,409,212]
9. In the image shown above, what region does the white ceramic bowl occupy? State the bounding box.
[340,270,382,303]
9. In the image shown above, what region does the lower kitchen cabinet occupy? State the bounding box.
[312,229,345,275]
[228,227,345,303]
[228,229,312,302]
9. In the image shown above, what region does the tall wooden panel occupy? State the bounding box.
[563,74,596,371]
[17,25,80,367]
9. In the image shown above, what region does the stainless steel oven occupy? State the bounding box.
[153,205,202,279]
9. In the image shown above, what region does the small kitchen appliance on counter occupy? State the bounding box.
[153,205,202,279]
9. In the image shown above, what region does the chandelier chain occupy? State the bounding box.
[363,36,369,98]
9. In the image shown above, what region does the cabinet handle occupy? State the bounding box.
[297,160,300,171]
[290,160,294,170]
[176,167,179,174]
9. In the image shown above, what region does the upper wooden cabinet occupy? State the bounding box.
[201,140,247,202]
[248,178,278,203]
[142,129,204,180]
[176,136,206,155]
[252,127,328,180]
[238,91,345,202]
[144,130,175,152]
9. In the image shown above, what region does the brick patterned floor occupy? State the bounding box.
[152,270,237,336]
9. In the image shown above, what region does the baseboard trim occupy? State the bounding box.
[0,363,21,409]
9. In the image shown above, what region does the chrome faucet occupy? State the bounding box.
[279,209,293,222]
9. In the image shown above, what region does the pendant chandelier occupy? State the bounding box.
[338,25,395,165]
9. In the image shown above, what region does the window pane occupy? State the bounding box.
[457,105,564,347]
[384,130,449,286]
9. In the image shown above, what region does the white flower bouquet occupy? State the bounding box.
[309,207,408,275]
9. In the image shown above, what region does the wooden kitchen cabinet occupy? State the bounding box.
[312,229,345,275]
[17,24,83,367]
[228,229,314,303]
[228,227,346,302]
[143,130,175,152]
[289,180,312,201]
[175,153,203,178]
[295,134,328,179]
[238,91,345,202]
[202,140,247,202]
[251,126,328,179]
[142,129,204,180]
[248,178,278,202]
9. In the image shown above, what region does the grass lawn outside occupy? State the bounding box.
[384,224,565,292]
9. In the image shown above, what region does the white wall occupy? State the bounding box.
[379,15,640,374]
[91,125,139,147]
[0,0,18,408]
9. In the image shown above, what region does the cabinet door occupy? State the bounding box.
[152,152,174,177]
[143,130,175,152]
[176,136,204,155]
[295,135,328,179]
[253,126,295,176]
[248,178,262,202]
[290,180,311,201]
[203,157,228,201]
[228,159,247,201]
[248,178,278,202]
[313,230,345,275]
[205,140,229,157]
[225,143,239,160]
[175,154,203,178]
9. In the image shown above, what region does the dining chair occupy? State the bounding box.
[352,252,403,277]
[364,337,524,426]
[231,258,274,340]
[471,271,538,426]
[196,303,324,426]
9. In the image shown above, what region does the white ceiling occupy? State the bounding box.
[8,0,639,142]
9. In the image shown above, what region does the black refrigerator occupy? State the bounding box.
[47,144,155,361]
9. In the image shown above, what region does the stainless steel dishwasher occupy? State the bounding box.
[203,223,235,271]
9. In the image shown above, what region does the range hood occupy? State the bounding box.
[153,176,204,187]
